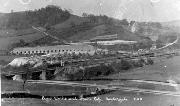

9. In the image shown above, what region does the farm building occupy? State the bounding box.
[11,44,96,55]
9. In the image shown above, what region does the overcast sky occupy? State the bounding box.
[0,0,180,22]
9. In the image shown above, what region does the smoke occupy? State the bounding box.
[114,0,157,21]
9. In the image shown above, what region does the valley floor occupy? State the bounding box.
[1,55,180,106]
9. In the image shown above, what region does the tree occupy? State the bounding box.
[88,14,96,23]
[70,22,76,27]
[138,27,144,34]
[155,23,162,28]
[120,59,133,70]
[121,19,129,26]
[156,39,164,48]
[4,5,71,30]
[19,39,27,47]
[44,23,51,30]
[130,21,135,26]
[82,13,88,17]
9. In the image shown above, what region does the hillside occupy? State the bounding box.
[47,14,147,42]
[54,15,89,30]
[0,5,71,30]
[135,21,180,45]
[0,29,45,50]
[65,24,145,42]
[0,5,152,51]
[161,20,180,27]
[161,20,180,34]
[0,5,71,50]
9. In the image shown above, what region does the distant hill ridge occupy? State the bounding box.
[161,20,180,27]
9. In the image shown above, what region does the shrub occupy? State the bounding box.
[120,59,133,70]
[132,60,144,67]
[146,58,154,65]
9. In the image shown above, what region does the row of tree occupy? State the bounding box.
[81,13,131,26]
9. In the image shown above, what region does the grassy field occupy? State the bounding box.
[0,31,44,50]
[104,55,180,83]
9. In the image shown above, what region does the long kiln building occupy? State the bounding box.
[11,44,96,55]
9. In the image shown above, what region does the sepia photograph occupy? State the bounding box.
[0,0,180,106]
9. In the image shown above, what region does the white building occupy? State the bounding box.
[11,44,96,55]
